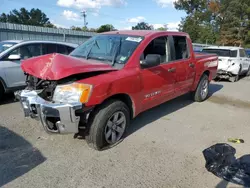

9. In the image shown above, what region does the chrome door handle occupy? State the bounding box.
[168,68,176,72]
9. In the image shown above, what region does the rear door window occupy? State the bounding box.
[42,44,57,55]
[231,50,237,57]
[240,49,246,57]
[172,36,190,60]
[57,44,68,54]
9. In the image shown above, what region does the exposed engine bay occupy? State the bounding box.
[25,74,57,101]
[24,71,109,102]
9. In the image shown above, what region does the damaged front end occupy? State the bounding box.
[17,53,117,134]
[18,75,83,134]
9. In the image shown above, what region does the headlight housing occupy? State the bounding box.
[53,83,92,104]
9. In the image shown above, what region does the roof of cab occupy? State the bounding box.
[101,30,188,37]
[203,46,244,50]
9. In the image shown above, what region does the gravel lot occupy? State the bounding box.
[1,77,250,188]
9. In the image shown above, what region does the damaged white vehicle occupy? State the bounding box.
[202,46,250,82]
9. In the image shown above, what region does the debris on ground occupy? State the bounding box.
[228,138,244,144]
[203,143,250,187]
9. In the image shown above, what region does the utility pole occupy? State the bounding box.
[81,11,88,28]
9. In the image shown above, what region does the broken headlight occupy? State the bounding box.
[53,83,92,104]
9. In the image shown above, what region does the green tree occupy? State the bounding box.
[0,8,54,27]
[175,0,218,44]
[96,24,115,33]
[88,28,97,32]
[132,22,153,30]
[218,0,250,46]
[175,0,250,46]
[71,26,82,31]
[157,27,167,31]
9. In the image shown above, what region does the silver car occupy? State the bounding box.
[0,40,78,100]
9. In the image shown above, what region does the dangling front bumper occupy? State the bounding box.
[18,90,82,134]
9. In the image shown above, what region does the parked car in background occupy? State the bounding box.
[202,46,250,82]
[192,43,217,52]
[246,49,250,57]
[18,30,218,150]
[0,40,78,101]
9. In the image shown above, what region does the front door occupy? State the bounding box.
[139,36,176,111]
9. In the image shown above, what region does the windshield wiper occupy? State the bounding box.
[86,39,100,60]
[112,37,122,66]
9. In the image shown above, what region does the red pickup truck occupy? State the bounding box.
[18,30,218,150]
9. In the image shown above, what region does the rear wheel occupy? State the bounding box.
[86,100,130,150]
[193,74,209,102]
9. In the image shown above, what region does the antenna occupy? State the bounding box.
[81,11,88,28]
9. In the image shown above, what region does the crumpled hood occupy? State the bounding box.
[21,53,117,80]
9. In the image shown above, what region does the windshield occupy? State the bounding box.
[0,42,17,53]
[70,34,143,64]
[202,49,237,57]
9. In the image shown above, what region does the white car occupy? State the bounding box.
[202,46,250,82]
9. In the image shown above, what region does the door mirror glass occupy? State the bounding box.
[8,54,21,60]
[141,54,161,68]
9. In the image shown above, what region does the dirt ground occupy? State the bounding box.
[1,77,250,188]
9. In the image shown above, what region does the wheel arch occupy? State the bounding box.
[0,77,7,92]
[203,70,210,76]
[192,70,210,91]
[99,93,135,119]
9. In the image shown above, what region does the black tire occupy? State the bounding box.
[0,83,4,102]
[193,74,209,102]
[246,66,250,77]
[86,100,130,151]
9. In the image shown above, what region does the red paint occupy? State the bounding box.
[21,31,218,118]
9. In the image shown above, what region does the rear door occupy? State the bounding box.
[140,36,176,111]
[170,35,195,95]
[3,43,42,88]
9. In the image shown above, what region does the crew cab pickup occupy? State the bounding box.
[18,31,218,150]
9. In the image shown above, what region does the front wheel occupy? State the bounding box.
[193,74,209,102]
[0,83,4,102]
[86,100,130,150]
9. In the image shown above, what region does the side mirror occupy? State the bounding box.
[8,54,21,60]
[141,54,161,68]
